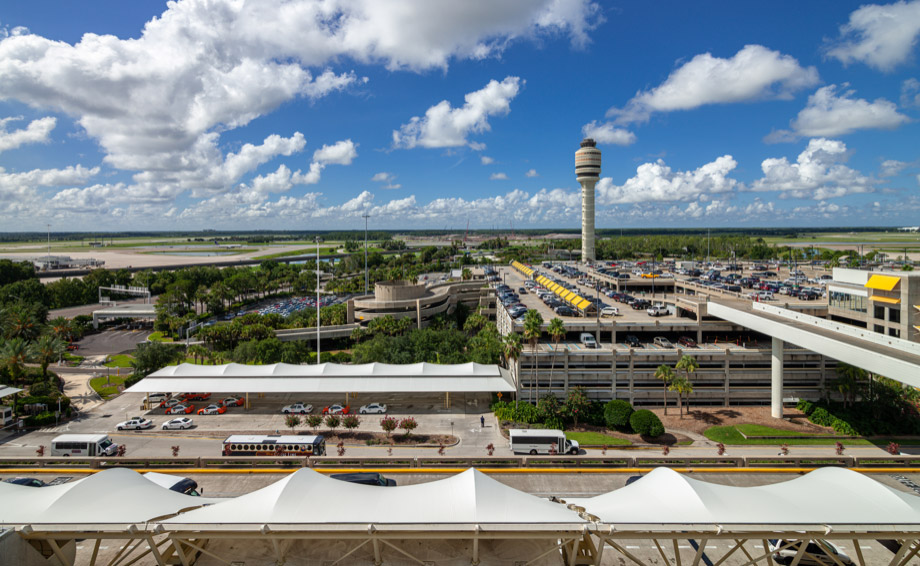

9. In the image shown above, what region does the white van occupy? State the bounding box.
[51,434,118,457]
[579,333,598,349]
[510,429,580,455]
[0,405,13,427]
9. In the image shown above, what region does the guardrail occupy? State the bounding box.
[3,455,920,470]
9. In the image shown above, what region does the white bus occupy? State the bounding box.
[51,434,119,457]
[0,405,12,427]
[509,429,580,455]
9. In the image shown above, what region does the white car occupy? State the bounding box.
[116,417,153,431]
[282,402,313,414]
[769,539,853,565]
[162,417,194,430]
[359,403,388,414]
[600,306,619,317]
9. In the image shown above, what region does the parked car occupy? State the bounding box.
[162,417,194,430]
[166,403,195,415]
[359,403,388,414]
[221,396,244,407]
[580,333,598,349]
[197,404,227,415]
[182,393,211,401]
[677,336,697,348]
[323,404,350,415]
[632,300,651,310]
[3,477,47,487]
[159,398,181,410]
[282,402,313,414]
[646,305,668,317]
[652,336,673,348]
[625,335,642,348]
[116,417,153,431]
[600,306,619,317]
[554,306,575,317]
[769,539,853,565]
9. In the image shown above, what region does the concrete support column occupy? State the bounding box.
[610,350,616,400]
[771,337,784,419]
[723,357,730,407]
[628,353,635,404]
[563,350,570,397]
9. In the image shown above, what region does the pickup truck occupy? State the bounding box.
[646,305,668,317]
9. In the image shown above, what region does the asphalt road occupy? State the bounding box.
[74,328,152,356]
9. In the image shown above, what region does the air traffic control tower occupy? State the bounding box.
[576,138,601,263]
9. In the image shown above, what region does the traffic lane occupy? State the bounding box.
[74,329,152,356]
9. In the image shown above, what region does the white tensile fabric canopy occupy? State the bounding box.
[569,466,920,529]
[0,468,215,531]
[161,467,586,532]
[127,362,516,393]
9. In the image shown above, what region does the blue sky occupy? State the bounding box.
[0,0,919,231]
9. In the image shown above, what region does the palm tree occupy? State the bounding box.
[669,376,694,418]
[835,362,865,408]
[33,335,66,378]
[522,310,544,402]
[654,364,674,415]
[187,344,209,365]
[502,332,523,398]
[675,355,700,414]
[547,317,566,397]
[47,317,75,342]
[0,338,33,383]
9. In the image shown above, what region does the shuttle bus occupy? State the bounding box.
[222,434,326,456]
[51,434,119,457]
[509,429,579,455]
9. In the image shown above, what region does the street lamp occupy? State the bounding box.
[315,236,322,364]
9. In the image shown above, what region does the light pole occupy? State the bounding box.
[362,213,370,295]
[316,236,321,364]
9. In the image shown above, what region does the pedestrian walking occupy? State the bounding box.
[480,415,485,428]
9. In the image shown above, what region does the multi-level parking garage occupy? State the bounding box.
[498,262,837,406]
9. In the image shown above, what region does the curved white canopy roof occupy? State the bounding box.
[0,468,215,530]
[127,362,515,393]
[149,362,504,378]
[570,467,920,527]
[161,468,585,532]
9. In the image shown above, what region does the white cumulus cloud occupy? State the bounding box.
[490,172,509,180]
[826,0,920,71]
[597,155,739,204]
[312,139,358,165]
[607,45,819,124]
[371,171,401,189]
[581,120,636,145]
[480,156,495,165]
[0,164,99,201]
[766,84,909,141]
[525,169,539,178]
[392,77,522,149]
[0,116,56,153]
[751,138,877,199]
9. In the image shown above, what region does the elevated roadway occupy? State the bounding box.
[709,299,920,417]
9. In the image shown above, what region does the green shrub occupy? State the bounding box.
[493,401,540,424]
[629,409,664,437]
[796,399,815,416]
[583,401,607,427]
[809,407,835,427]
[24,412,57,427]
[604,400,634,431]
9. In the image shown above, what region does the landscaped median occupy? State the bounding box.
[89,373,127,399]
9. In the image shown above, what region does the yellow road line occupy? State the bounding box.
[4,467,920,475]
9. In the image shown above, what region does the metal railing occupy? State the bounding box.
[2,455,919,470]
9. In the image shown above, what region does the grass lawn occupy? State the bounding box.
[565,431,631,446]
[705,425,872,446]
[104,354,134,368]
[734,424,813,437]
[148,331,174,342]
[62,353,84,366]
[89,374,127,399]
